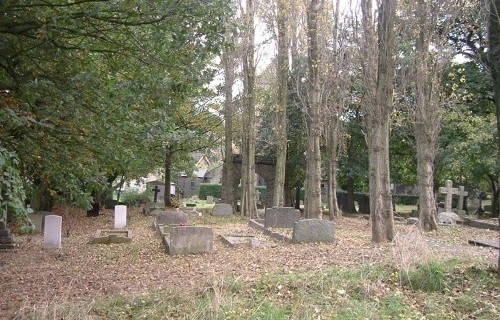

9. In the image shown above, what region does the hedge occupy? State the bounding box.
[199,183,222,199]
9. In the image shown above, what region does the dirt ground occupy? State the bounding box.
[0,206,498,319]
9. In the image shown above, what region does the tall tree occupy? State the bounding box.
[273,0,289,207]
[241,0,257,217]
[305,0,325,219]
[360,0,396,242]
[410,0,455,231]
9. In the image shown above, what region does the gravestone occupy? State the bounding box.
[91,229,132,244]
[155,210,188,227]
[212,203,233,216]
[292,219,335,243]
[206,196,214,204]
[31,211,51,233]
[437,212,460,225]
[44,215,62,249]
[456,186,468,215]
[164,226,213,255]
[114,205,127,229]
[264,207,300,228]
[439,180,458,213]
[152,185,161,203]
[0,222,15,249]
[143,202,165,215]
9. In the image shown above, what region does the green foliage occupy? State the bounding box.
[199,183,222,199]
[0,147,32,224]
[120,189,151,207]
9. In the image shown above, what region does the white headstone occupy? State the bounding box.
[439,180,458,213]
[43,215,62,249]
[114,205,127,229]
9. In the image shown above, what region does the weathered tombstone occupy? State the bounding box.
[152,185,161,203]
[114,205,127,229]
[264,207,300,228]
[156,210,188,226]
[143,202,165,215]
[439,180,458,213]
[91,230,132,244]
[206,196,214,204]
[212,203,233,216]
[292,219,335,243]
[44,215,62,249]
[407,217,419,225]
[164,226,213,255]
[437,212,460,225]
[31,211,52,233]
[0,221,15,249]
[456,186,468,216]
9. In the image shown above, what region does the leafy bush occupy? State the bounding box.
[120,189,151,207]
[199,183,222,199]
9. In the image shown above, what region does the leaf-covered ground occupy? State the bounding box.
[0,206,498,319]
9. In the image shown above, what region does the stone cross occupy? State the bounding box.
[152,185,161,203]
[456,186,468,211]
[439,180,457,213]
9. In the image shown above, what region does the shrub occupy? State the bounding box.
[404,261,447,292]
[120,189,151,207]
[199,183,222,199]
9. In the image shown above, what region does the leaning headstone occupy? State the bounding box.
[437,212,460,225]
[156,210,188,226]
[292,219,335,243]
[44,215,62,249]
[212,203,233,216]
[164,226,213,255]
[114,205,127,229]
[264,207,300,228]
[206,196,214,204]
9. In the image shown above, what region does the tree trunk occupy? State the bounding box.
[222,29,236,211]
[164,146,173,207]
[273,0,289,207]
[413,0,442,232]
[305,0,324,219]
[361,0,395,242]
[241,0,257,218]
[327,116,340,219]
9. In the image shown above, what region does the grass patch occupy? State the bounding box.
[16,261,499,319]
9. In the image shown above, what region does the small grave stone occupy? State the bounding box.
[164,226,213,255]
[206,196,214,204]
[156,210,188,226]
[44,215,62,249]
[264,207,300,228]
[0,222,15,249]
[31,211,51,233]
[114,205,127,229]
[144,202,165,215]
[437,212,460,225]
[292,219,335,243]
[439,180,458,213]
[212,203,233,216]
[91,229,132,244]
[407,217,419,225]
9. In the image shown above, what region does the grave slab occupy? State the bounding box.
[212,203,233,216]
[220,235,260,248]
[292,219,335,243]
[468,239,499,249]
[91,229,132,244]
[164,226,213,255]
[264,207,300,228]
